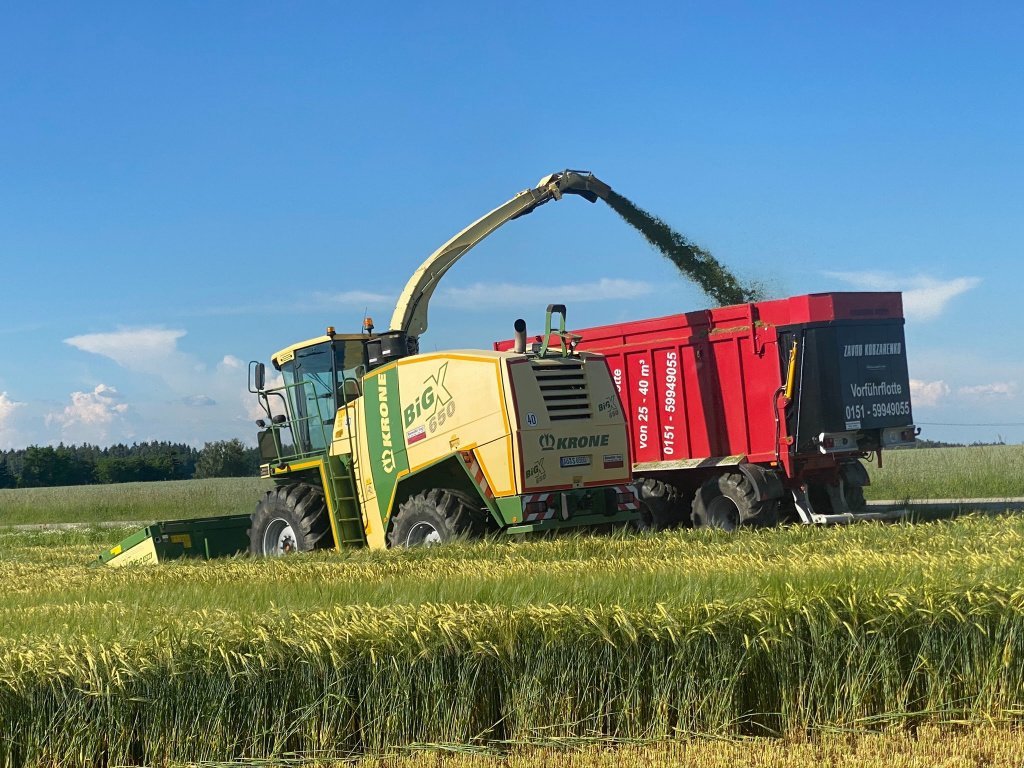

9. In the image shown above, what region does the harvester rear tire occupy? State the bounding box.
[634,476,688,531]
[249,483,333,556]
[691,473,779,531]
[387,488,487,548]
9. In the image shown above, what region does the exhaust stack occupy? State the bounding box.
[513,319,527,354]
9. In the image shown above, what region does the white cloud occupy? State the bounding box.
[317,290,394,306]
[46,384,130,441]
[439,278,654,309]
[0,392,26,448]
[56,327,261,445]
[957,382,1016,398]
[0,392,24,426]
[824,272,980,321]
[64,328,188,372]
[181,395,217,407]
[910,379,950,407]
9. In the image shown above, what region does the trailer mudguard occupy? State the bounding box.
[737,463,784,502]
[839,459,870,488]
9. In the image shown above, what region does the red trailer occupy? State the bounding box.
[496,292,917,529]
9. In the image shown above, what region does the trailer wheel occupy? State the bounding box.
[249,483,333,556]
[807,481,867,514]
[691,473,779,531]
[845,483,867,512]
[387,488,487,548]
[635,477,687,531]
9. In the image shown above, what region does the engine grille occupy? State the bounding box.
[532,363,591,421]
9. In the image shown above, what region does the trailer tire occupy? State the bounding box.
[691,473,779,531]
[845,483,867,512]
[634,477,687,531]
[387,488,487,548]
[249,483,332,556]
[807,480,866,514]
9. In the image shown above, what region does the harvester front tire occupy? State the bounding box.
[249,483,332,556]
[387,489,487,548]
[691,473,779,531]
[635,476,687,531]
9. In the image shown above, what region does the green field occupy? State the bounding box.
[3,446,1024,766]
[4,515,1024,766]
[1,445,1022,530]
[864,444,1024,500]
[0,476,270,526]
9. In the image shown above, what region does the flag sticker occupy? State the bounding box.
[603,453,624,469]
[407,425,427,445]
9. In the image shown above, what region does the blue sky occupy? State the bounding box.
[1,2,1022,449]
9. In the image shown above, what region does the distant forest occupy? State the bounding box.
[0,440,260,489]
[0,437,1008,489]
[906,438,1006,449]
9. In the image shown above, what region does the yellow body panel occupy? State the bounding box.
[105,537,158,567]
[506,352,632,492]
[396,352,514,491]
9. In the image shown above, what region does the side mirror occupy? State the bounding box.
[248,360,267,394]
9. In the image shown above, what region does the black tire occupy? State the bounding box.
[387,488,488,548]
[634,476,688,531]
[691,473,779,531]
[249,483,332,556]
[807,481,833,514]
[845,483,867,512]
[807,480,867,514]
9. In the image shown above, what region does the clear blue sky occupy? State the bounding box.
[1,2,1022,449]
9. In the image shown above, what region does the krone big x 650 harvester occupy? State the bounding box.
[98,171,637,565]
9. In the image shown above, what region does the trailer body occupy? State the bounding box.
[496,292,917,525]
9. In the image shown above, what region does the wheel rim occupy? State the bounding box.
[406,521,442,546]
[705,495,740,531]
[263,517,298,555]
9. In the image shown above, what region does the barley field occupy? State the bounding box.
[3,446,1024,766]
[3,514,1024,766]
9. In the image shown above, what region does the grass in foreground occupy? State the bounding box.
[3,516,1024,766]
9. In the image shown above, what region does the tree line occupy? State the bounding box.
[0,440,260,489]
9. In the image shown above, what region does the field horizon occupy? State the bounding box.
[1,444,1022,529]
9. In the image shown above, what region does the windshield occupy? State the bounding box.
[280,338,367,455]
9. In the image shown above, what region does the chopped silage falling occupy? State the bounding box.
[603,189,762,307]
